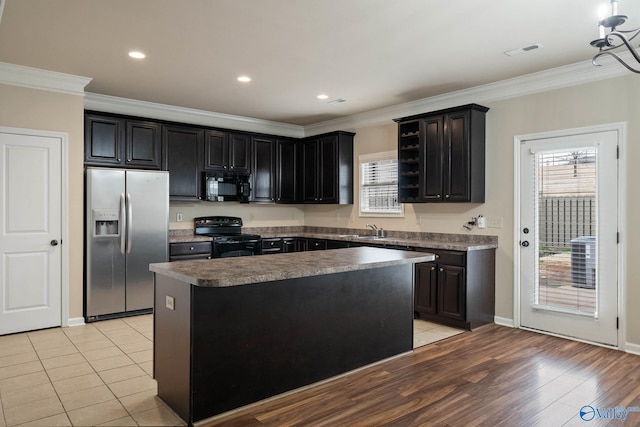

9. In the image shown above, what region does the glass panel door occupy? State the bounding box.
[519,131,618,346]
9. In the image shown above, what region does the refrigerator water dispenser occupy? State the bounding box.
[93,209,119,237]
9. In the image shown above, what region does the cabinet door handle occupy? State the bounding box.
[445,194,450,199]
[431,266,435,271]
[439,268,444,272]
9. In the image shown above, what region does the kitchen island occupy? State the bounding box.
[150,246,435,425]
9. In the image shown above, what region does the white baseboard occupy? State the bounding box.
[626,342,640,355]
[494,316,515,328]
[67,317,86,327]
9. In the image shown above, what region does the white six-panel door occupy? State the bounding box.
[0,129,62,335]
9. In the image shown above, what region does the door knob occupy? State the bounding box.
[523,227,530,234]
[521,241,530,247]
[50,240,59,246]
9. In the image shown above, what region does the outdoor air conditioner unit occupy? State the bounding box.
[570,236,596,289]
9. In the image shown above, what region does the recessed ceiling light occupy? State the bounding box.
[128,51,146,59]
[237,76,252,83]
[317,94,329,100]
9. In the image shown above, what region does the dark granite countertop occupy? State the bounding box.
[169,226,498,251]
[150,246,435,287]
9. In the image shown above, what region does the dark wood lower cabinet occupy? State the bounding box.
[282,238,306,252]
[414,248,495,330]
[306,238,327,251]
[326,240,350,249]
[261,237,283,254]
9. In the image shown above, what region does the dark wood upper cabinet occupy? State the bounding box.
[162,125,203,201]
[84,113,161,169]
[250,136,276,203]
[276,139,299,203]
[252,137,301,204]
[84,114,124,166]
[301,131,354,204]
[84,112,354,205]
[204,131,251,174]
[125,120,162,169]
[228,133,251,174]
[395,104,488,203]
[204,130,229,172]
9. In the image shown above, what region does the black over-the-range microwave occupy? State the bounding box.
[204,173,251,202]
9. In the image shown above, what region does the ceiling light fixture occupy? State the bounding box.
[317,94,329,100]
[237,76,251,83]
[128,51,145,59]
[591,0,640,73]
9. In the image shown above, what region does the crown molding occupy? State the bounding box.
[84,93,305,138]
[0,62,91,96]
[303,55,630,136]
[4,51,630,137]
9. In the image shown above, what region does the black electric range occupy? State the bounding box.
[194,216,261,258]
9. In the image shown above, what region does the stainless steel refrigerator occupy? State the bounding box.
[85,167,169,321]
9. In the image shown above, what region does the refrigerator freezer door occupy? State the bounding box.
[86,168,126,317]
[125,170,169,311]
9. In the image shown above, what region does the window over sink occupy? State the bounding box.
[359,151,403,217]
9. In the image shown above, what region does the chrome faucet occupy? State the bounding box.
[366,224,386,238]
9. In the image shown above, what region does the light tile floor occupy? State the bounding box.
[0,315,462,426]
[0,315,184,427]
[413,319,464,348]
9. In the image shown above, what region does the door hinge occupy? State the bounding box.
[617,317,619,329]
[617,232,620,244]
[616,145,620,159]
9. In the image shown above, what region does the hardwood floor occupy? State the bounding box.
[201,325,640,427]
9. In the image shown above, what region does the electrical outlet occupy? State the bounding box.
[166,296,175,310]
[486,217,503,228]
[176,213,183,222]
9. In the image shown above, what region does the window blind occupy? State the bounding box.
[533,148,598,315]
[360,158,401,214]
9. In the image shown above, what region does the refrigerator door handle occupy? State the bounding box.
[126,193,133,254]
[120,193,126,254]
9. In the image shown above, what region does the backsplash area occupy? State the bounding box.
[169,225,498,247]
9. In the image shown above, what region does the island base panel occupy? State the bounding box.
[153,276,192,422]
[154,264,414,424]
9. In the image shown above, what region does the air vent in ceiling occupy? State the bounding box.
[504,43,544,56]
